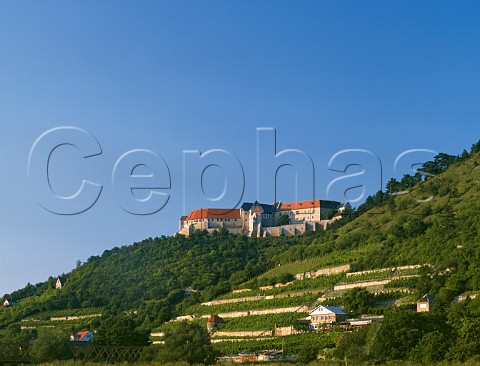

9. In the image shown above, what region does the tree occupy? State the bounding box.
[324,209,337,220]
[386,178,402,194]
[470,140,480,154]
[333,326,371,362]
[297,343,318,363]
[29,328,72,363]
[94,315,149,346]
[370,310,449,362]
[409,331,450,364]
[342,288,374,314]
[448,317,480,361]
[155,322,216,364]
[277,214,290,226]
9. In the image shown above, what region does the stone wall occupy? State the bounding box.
[191,306,309,319]
[49,314,102,321]
[274,326,300,336]
[346,264,424,277]
[294,264,351,280]
[210,327,300,338]
[202,290,320,306]
[232,288,252,294]
[334,280,391,291]
[150,332,165,337]
[259,282,294,291]
[456,293,478,302]
[212,330,271,337]
[333,275,419,291]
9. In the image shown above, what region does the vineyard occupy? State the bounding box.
[152,318,207,333]
[218,274,345,300]
[342,267,422,284]
[211,332,339,355]
[255,244,381,280]
[20,318,95,331]
[26,307,103,321]
[219,312,309,331]
[186,293,317,315]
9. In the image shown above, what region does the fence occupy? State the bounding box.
[70,343,144,363]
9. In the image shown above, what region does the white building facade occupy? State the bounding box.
[308,305,348,329]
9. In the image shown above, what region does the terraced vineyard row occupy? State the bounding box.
[20,318,95,331]
[219,312,309,331]
[24,307,103,321]
[187,293,317,315]
[257,245,380,279]
[342,267,422,284]
[218,274,345,300]
[212,333,339,355]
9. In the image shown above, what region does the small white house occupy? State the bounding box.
[308,305,348,329]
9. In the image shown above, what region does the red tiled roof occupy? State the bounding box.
[77,331,91,341]
[184,208,241,220]
[278,200,322,211]
[253,207,262,213]
[180,215,187,220]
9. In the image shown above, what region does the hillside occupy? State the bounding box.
[2,140,480,363]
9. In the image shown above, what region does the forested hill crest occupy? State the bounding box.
[2,140,480,331]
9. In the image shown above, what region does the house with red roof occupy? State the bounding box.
[207,314,225,333]
[70,330,94,342]
[178,208,244,236]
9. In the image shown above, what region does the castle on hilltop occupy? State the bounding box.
[179,199,345,237]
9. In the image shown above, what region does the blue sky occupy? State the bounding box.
[1,1,480,294]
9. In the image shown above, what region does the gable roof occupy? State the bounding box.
[77,331,92,341]
[310,305,347,315]
[418,294,435,303]
[184,208,241,220]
